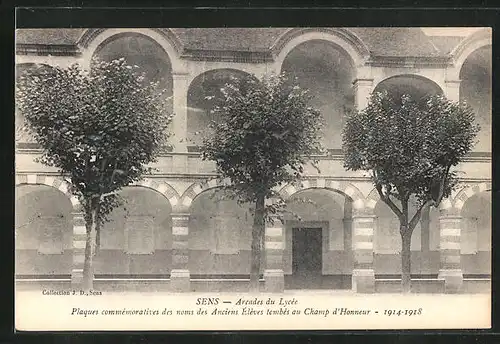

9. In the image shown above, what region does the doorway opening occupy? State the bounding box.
[290,227,323,289]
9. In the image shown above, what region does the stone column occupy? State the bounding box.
[264,215,285,292]
[444,80,461,102]
[71,212,86,286]
[438,210,463,293]
[171,73,189,173]
[171,213,190,292]
[353,78,374,111]
[351,214,376,293]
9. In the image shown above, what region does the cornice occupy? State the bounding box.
[16,44,81,57]
[16,147,491,164]
[180,49,273,64]
[367,55,452,68]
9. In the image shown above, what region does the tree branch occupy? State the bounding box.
[408,200,432,231]
[373,172,403,219]
[434,164,451,206]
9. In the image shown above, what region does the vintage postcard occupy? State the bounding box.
[15,26,491,331]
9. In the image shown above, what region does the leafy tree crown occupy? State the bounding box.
[201,73,323,207]
[343,91,479,208]
[16,58,172,223]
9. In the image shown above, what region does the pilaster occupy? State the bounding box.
[171,213,190,292]
[438,213,463,293]
[71,212,86,287]
[264,215,285,292]
[353,78,374,111]
[351,214,376,293]
[444,79,461,102]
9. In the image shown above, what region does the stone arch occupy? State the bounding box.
[278,179,365,213]
[278,37,357,149]
[187,66,262,86]
[364,188,380,213]
[364,187,437,254]
[180,178,231,212]
[187,68,257,95]
[455,183,491,261]
[373,74,444,101]
[452,182,491,212]
[77,28,185,73]
[16,176,75,275]
[365,187,454,212]
[449,28,492,80]
[130,178,180,211]
[271,28,370,73]
[185,180,254,273]
[186,68,256,146]
[458,42,491,152]
[15,174,79,211]
[94,182,176,275]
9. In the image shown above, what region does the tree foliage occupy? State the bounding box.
[343,91,479,292]
[17,59,171,223]
[201,73,323,215]
[16,58,172,288]
[201,73,323,290]
[344,92,479,213]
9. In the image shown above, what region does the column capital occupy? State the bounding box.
[439,214,463,220]
[444,79,462,86]
[171,213,190,220]
[172,71,190,78]
[353,78,374,87]
[352,214,376,219]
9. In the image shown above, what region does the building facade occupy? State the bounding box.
[15,28,492,293]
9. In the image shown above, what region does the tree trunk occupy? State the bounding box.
[401,229,412,293]
[94,202,101,256]
[250,193,265,292]
[82,206,98,291]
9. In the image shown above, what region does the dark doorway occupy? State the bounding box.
[291,227,322,289]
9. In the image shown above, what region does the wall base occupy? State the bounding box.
[439,269,463,293]
[71,269,84,287]
[170,269,190,292]
[352,269,375,293]
[264,269,284,292]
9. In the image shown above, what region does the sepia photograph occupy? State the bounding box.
[14,26,492,331]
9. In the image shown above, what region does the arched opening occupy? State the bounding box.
[284,188,353,289]
[187,69,254,148]
[459,45,492,152]
[281,40,356,149]
[188,188,254,276]
[15,184,72,275]
[95,186,173,276]
[92,33,173,113]
[373,75,444,104]
[15,63,56,148]
[461,191,491,275]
